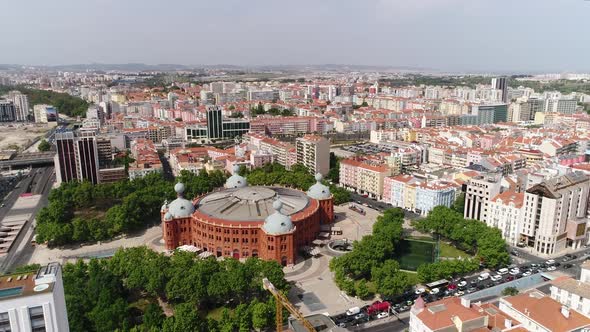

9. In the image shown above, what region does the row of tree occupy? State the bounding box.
[412,206,510,269]
[35,170,227,245]
[0,85,90,117]
[330,208,410,298]
[242,163,351,205]
[64,247,287,332]
[250,103,293,117]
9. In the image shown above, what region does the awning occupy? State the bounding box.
[199,251,214,258]
[177,245,201,253]
[318,232,331,238]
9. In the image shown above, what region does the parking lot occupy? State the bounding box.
[341,143,393,155]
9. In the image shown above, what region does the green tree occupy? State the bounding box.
[38,139,51,151]
[452,193,465,214]
[163,303,207,332]
[251,302,270,331]
[502,287,519,296]
[354,280,372,299]
[143,303,165,330]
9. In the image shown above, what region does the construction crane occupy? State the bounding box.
[262,278,317,332]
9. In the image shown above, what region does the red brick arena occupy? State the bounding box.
[161,167,334,266]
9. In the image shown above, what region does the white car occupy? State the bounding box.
[509,268,520,275]
[429,288,440,295]
[415,287,426,295]
[376,312,390,319]
[478,273,490,281]
[522,271,532,277]
[546,259,555,265]
[457,281,467,287]
[491,274,502,281]
[497,268,509,275]
[547,266,557,271]
[454,290,465,297]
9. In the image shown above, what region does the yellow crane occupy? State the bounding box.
[262,278,317,332]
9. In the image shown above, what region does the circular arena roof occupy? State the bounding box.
[196,186,310,222]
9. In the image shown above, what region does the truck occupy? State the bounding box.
[349,204,366,216]
[366,301,391,316]
[346,307,360,316]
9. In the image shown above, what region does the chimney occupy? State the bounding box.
[461,297,471,308]
[561,306,570,319]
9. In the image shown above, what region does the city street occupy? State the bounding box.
[0,166,54,273]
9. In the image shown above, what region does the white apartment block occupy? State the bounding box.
[415,181,458,216]
[295,135,329,176]
[550,261,590,318]
[0,263,69,332]
[485,191,524,246]
[522,171,590,255]
[464,175,502,222]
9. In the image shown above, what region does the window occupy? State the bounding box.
[29,306,45,332]
[0,312,10,332]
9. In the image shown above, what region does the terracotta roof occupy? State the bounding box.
[491,191,524,208]
[415,297,485,331]
[503,291,590,331]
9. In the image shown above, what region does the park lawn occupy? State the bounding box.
[395,239,435,271]
[439,242,471,258]
[206,306,233,320]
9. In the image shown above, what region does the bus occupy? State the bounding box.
[425,279,449,290]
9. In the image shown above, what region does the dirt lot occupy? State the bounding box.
[0,124,50,152]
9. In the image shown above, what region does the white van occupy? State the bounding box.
[478,272,490,281]
[346,307,360,316]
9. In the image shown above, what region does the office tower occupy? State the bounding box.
[522,172,589,255]
[55,129,100,184]
[464,175,502,221]
[206,106,223,140]
[0,100,16,122]
[296,135,330,176]
[96,136,113,167]
[33,105,58,123]
[472,104,508,124]
[491,77,508,103]
[54,130,78,184]
[86,105,104,123]
[9,91,29,121]
[75,131,100,184]
[0,263,69,332]
[545,98,578,115]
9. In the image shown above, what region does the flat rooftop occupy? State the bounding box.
[197,186,309,222]
[0,263,59,300]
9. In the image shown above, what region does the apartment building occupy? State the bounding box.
[128,139,163,180]
[55,129,100,185]
[415,181,458,216]
[295,135,329,176]
[464,175,502,222]
[521,172,589,255]
[486,191,524,246]
[550,261,590,318]
[0,263,69,332]
[340,159,391,200]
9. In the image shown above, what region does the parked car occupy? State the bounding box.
[346,307,361,316]
[376,312,390,319]
[547,266,557,271]
[478,273,490,281]
[497,268,509,275]
[491,275,502,282]
[454,290,465,297]
[429,288,440,295]
[467,287,477,293]
[546,259,555,266]
[505,276,515,282]
[509,268,520,275]
[458,280,468,287]
[415,287,426,295]
[563,263,573,269]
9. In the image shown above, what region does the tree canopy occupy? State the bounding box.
[35,170,226,246]
[412,206,510,269]
[62,247,286,332]
[0,85,90,117]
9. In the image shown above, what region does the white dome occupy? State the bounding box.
[167,197,195,218]
[174,183,185,195]
[225,165,247,189]
[164,212,173,220]
[307,173,331,200]
[262,200,294,235]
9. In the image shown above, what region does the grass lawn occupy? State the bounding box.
[206,306,233,320]
[439,242,471,259]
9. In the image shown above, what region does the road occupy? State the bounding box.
[359,317,409,332]
[0,166,54,273]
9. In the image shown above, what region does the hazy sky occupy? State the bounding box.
[2,0,590,72]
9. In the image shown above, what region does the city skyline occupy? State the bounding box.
[2,0,590,72]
